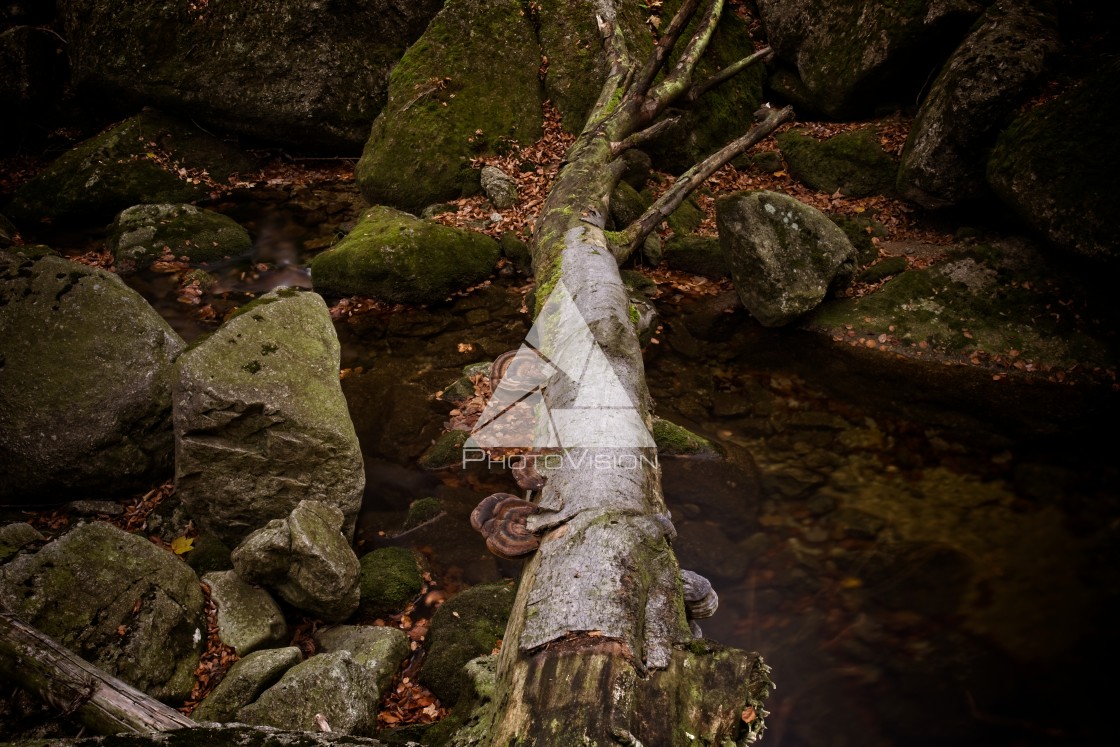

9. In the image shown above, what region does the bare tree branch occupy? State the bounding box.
[684,46,774,105]
[629,0,703,101]
[609,115,681,158]
[640,0,723,124]
[613,104,795,261]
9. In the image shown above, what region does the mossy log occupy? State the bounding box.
[0,611,196,735]
[469,1,787,743]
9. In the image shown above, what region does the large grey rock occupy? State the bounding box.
[899,0,1061,208]
[62,0,443,152]
[6,111,254,227]
[192,646,303,724]
[0,252,185,506]
[716,191,856,327]
[310,206,500,304]
[173,288,364,546]
[757,0,984,116]
[480,166,519,210]
[237,652,377,735]
[109,204,253,273]
[203,571,288,655]
[232,501,361,622]
[0,521,204,702]
[987,60,1120,264]
[355,0,544,212]
[314,624,411,699]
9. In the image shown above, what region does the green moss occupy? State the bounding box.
[403,497,444,530]
[310,206,500,304]
[358,547,424,619]
[355,0,544,212]
[418,429,471,470]
[109,204,252,272]
[609,181,651,228]
[859,256,908,283]
[828,213,879,266]
[663,235,728,278]
[777,128,898,197]
[652,418,724,458]
[667,197,703,236]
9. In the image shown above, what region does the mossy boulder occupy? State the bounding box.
[202,570,288,655]
[653,418,724,458]
[109,203,253,272]
[418,581,515,703]
[717,191,856,327]
[63,0,443,151]
[987,60,1120,264]
[232,500,361,622]
[403,497,445,530]
[828,213,880,266]
[898,0,1061,208]
[609,181,652,229]
[355,0,544,212]
[0,521,205,702]
[357,547,424,619]
[0,252,184,506]
[756,0,983,116]
[535,0,611,131]
[776,128,898,197]
[5,111,254,227]
[310,207,500,304]
[314,624,411,700]
[499,230,533,275]
[173,288,364,546]
[0,521,43,563]
[193,646,303,724]
[663,235,730,279]
[667,196,704,236]
[807,239,1116,368]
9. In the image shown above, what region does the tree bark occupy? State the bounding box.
[473,1,789,744]
[0,611,197,735]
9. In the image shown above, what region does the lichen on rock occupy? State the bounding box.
[109,203,253,272]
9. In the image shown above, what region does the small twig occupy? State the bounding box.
[629,0,702,101]
[610,115,680,158]
[684,46,774,104]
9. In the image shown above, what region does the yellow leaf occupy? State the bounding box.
[170,536,194,555]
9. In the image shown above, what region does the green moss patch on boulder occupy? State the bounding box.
[6,111,254,227]
[418,581,515,704]
[314,624,411,701]
[663,235,729,279]
[667,196,704,236]
[202,570,288,656]
[173,288,364,546]
[109,203,252,272]
[777,128,898,197]
[987,60,1120,264]
[536,0,609,131]
[355,0,544,212]
[653,418,724,458]
[0,252,185,506]
[311,207,500,304]
[609,181,652,229]
[717,190,856,327]
[358,547,423,619]
[192,646,303,724]
[0,521,205,702]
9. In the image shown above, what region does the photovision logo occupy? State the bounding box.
[463,281,657,471]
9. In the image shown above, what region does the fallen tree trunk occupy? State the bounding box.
[0,611,196,735]
[469,1,793,744]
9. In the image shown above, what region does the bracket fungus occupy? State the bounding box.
[470,492,540,559]
[681,569,719,637]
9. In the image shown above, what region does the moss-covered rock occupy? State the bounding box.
[653,418,724,458]
[535,0,610,131]
[667,196,704,236]
[899,0,1061,208]
[355,0,544,212]
[403,497,444,530]
[418,581,515,703]
[756,0,983,116]
[173,288,364,546]
[63,0,443,151]
[777,128,898,197]
[717,191,856,327]
[987,59,1120,264]
[109,203,253,272]
[357,547,423,619]
[315,624,411,701]
[859,255,908,283]
[806,239,1116,368]
[0,252,184,506]
[828,213,880,266]
[202,570,288,656]
[0,521,43,563]
[6,111,254,227]
[499,230,533,275]
[232,500,361,622]
[0,521,204,702]
[193,647,303,724]
[663,235,729,279]
[310,206,500,304]
[609,181,652,229]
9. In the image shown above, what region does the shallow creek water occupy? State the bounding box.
[122,193,1118,747]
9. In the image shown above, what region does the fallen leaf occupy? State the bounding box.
[170,536,195,555]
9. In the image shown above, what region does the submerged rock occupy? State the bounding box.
[757,0,983,116]
[232,500,361,622]
[310,206,500,304]
[987,60,1120,264]
[63,0,443,151]
[5,111,254,227]
[192,646,303,724]
[717,191,856,327]
[355,0,543,212]
[0,521,204,702]
[777,127,897,197]
[237,652,377,735]
[357,547,423,619]
[419,581,515,703]
[173,288,364,546]
[899,0,1061,208]
[202,570,288,656]
[109,204,252,273]
[0,252,184,506]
